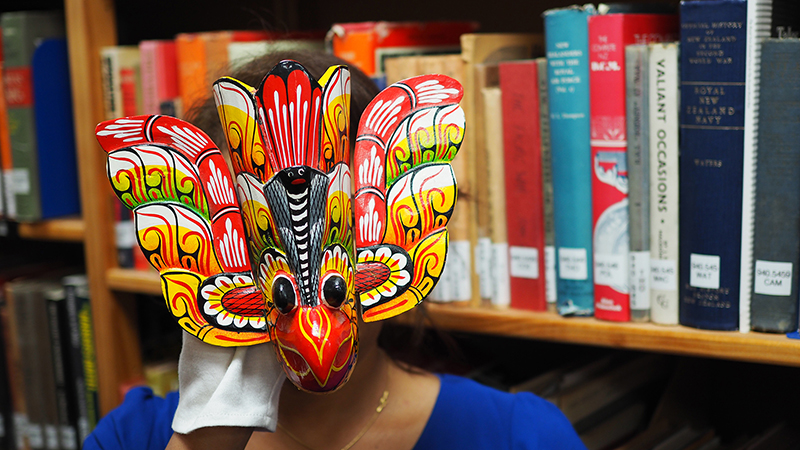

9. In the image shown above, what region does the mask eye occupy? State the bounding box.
[272,276,297,314]
[322,275,347,308]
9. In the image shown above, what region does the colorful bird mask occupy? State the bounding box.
[95,60,465,392]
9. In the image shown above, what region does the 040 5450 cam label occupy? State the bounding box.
[754,260,793,296]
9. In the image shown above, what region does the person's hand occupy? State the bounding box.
[166,426,253,450]
[171,332,286,434]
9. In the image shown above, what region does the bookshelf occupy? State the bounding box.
[57,0,796,427]
[16,217,85,241]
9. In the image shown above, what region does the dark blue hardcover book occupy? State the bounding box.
[543,5,597,316]
[31,38,81,220]
[679,0,747,330]
[750,38,800,333]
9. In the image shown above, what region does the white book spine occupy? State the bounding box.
[648,43,680,325]
[739,0,773,333]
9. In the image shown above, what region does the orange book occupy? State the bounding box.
[176,30,271,116]
[329,21,478,87]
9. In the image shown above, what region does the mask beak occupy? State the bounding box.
[272,305,357,392]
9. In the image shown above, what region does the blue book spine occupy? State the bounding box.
[544,6,596,316]
[32,38,81,219]
[679,0,747,330]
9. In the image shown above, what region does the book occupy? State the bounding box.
[499,60,547,311]
[543,5,596,316]
[31,38,81,223]
[473,63,500,304]
[579,401,648,450]
[1,279,29,450]
[679,0,751,330]
[139,40,180,116]
[625,44,650,323]
[481,86,511,307]
[588,10,677,321]
[227,38,325,72]
[384,55,422,85]
[1,11,71,222]
[175,30,270,116]
[648,42,680,326]
[416,54,470,303]
[8,279,62,450]
[749,38,800,333]
[328,21,478,89]
[100,46,141,119]
[62,275,97,444]
[44,287,79,450]
[461,33,543,305]
[536,57,557,312]
[0,30,14,221]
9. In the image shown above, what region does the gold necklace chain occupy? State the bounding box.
[277,389,389,450]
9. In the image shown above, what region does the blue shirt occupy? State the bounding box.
[85,374,586,449]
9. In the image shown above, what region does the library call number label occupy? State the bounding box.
[754,260,793,296]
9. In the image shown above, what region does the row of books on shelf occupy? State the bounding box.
[0,11,80,224]
[0,268,96,450]
[0,265,179,450]
[505,352,800,449]
[339,1,800,336]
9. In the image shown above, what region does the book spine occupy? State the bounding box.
[679,0,747,330]
[589,13,677,321]
[481,86,511,307]
[648,43,680,325]
[625,44,651,322]
[63,279,91,444]
[536,57,557,312]
[739,0,774,332]
[31,38,80,220]
[139,41,159,115]
[76,287,98,434]
[176,33,207,117]
[100,48,121,119]
[45,293,78,450]
[499,61,547,311]
[589,14,631,321]
[155,41,180,117]
[0,30,16,221]
[0,284,26,450]
[750,38,800,333]
[544,7,596,316]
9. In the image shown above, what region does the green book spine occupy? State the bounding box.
[0,11,64,221]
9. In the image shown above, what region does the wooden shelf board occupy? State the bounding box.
[396,303,800,368]
[99,270,800,367]
[106,267,161,295]
[16,217,85,242]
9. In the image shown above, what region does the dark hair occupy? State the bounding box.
[185,49,381,150]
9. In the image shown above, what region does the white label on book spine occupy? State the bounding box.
[13,414,27,450]
[491,243,511,307]
[594,253,627,287]
[448,240,472,301]
[629,251,650,309]
[477,237,493,298]
[60,425,78,450]
[45,424,59,450]
[690,253,721,289]
[754,260,793,296]
[558,247,588,280]
[28,423,44,449]
[3,171,16,218]
[651,259,677,291]
[545,246,557,303]
[11,168,30,195]
[510,246,539,279]
[115,220,136,248]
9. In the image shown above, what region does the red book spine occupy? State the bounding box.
[588,13,677,321]
[499,61,546,311]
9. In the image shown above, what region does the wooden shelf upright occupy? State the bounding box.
[65,0,143,416]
